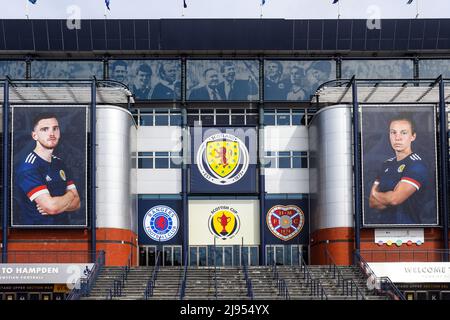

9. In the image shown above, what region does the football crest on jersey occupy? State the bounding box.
[397,164,406,173]
[59,170,66,181]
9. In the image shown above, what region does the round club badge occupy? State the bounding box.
[143,205,179,242]
[196,133,249,185]
[266,205,305,241]
[208,206,240,240]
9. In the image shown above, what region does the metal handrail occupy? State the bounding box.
[242,259,254,300]
[277,279,290,300]
[300,255,328,300]
[144,250,161,300]
[66,250,105,300]
[325,248,365,300]
[354,250,406,300]
[179,252,189,300]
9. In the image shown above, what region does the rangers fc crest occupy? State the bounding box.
[266,205,305,241]
[196,133,249,185]
[143,205,179,242]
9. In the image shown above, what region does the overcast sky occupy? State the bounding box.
[0,0,449,20]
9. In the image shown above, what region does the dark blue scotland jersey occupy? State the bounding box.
[375,153,428,224]
[14,151,77,226]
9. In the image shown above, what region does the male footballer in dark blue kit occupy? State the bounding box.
[14,113,81,225]
[369,115,429,224]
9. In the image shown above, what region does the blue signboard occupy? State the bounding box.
[264,198,309,245]
[138,199,183,245]
[190,127,258,193]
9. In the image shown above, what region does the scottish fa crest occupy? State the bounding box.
[143,205,179,242]
[267,205,304,241]
[196,133,249,185]
[208,206,241,240]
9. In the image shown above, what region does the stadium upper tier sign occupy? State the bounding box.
[190,127,257,193]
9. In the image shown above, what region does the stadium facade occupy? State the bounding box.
[0,18,449,300]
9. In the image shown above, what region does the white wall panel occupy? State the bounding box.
[265,168,309,194]
[137,126,182,151]
[264,126,308,151]
[137,169,181,194]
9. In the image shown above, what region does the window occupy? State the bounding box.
[187,108,258,126]
[263,108,311,126]
[133,109,182,126]
[137,151,183,169]
[264,151,308,168]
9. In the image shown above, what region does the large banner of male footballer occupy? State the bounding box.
[361,105,438,227]
[11,106,87,227]
[190,126,257,193]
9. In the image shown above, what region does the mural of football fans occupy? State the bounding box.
[342,59,413,79]
[31,61,102,79]
[0,60,26,78]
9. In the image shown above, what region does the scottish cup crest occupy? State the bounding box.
[197,133,249,185]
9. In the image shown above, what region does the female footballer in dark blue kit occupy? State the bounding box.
[369,115,429,224]
[14,114,81,225]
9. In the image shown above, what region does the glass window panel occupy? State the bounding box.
[138,152,153,156]
[275,246,284,265]
[277,114,290,125]
[264,114,275,125]
[301,157,308,168]
[292,157,302,168]
[155,152,168,157]
[170,157,182,169]
[231,109,245,114]
[187,115,199,126]
[201,109,214,114]
[215,247,223,266]
[207,246,215,266]
[242,247,249,266]
[155,157,169,169]
[173,247,182,266]
[266,246,274,265]
[250,247,259,266]
[216,109,230,114]
[292,113,306,125]
[140,114,153,126]
[285,245,292,265]
[231,115,245,125]
[189,247,197,266]
[278,151,290,157]
[199,247,207,267]
[155,115,169,126]
[170,114,182,126]
[224,247,233,266]
[246,114,259,125]
[279,157,291,168]
[138,158,153,168]
[291,246,300,266]
[216,115,230,125]
[164,247,172,266]
[200,115,214,125]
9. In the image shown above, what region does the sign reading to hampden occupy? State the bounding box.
[0,264,94,285]
[368,262,450,283]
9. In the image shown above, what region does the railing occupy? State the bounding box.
[105,260,131,300]
[144,250,161,300]
[65,250,105,300]
[277,279,290,300]
[354,250,405,300]
[325,248,365,300]
[300,255,328,300]
[242,260,254,300]
[179,253,189,300]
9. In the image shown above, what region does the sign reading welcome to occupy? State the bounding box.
[368,262,450,283]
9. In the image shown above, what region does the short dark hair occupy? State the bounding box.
[32,113,58,131]
[220,61,235,73]
[137,64,152,75]
[203,67,217,78]
[389,114,416,134]
[111,60,127,71]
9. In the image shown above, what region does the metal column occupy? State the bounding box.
[439,76,449,261]
[90,79,97,263]
[351,77,362,253]
[2,81,9,263]
[182,108,189,266]
[259,106,266,265]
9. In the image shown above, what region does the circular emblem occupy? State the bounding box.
[266,205,305,241]
[59,170,66,181]
[397,164,406,173]
[396,239,403,247]
[208,206,240,240]
[196,133,249,185]
[143,205,179,242]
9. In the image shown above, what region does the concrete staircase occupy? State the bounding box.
[80,265,391,300]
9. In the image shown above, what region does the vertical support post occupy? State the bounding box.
[182,107,188,266]
[259,105,266,266]
[90,79,97,263]
[438,76,449,261]
[2,81,10,263]
[351,77,362,256]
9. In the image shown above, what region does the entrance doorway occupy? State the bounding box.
[189,245,259,266]
[265,245,305,265]
[139,245,182,266]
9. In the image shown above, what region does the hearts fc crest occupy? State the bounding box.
[196,133,249,185]
[266,205,305,241]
